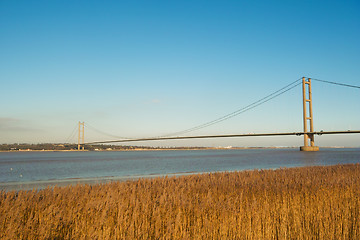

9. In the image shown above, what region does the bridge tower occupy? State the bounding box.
[300,77,319,151]
[78,121,85,151]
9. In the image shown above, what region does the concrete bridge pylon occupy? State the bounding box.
[300,77,319,151]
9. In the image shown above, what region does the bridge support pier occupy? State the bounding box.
[300,145,319,151]
[300,77,319,152]
[78,121,85,151]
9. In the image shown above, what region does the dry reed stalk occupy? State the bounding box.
[0,164,359,239]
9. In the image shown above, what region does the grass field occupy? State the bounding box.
[1,164,359,239]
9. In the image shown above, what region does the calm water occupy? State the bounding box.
[1,148,359,190]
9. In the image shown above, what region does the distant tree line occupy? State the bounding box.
[0,143,152,151]
[0,143,209,151]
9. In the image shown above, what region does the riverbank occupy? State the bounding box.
[1,146,353,153]
[0,146,299,152]
[1,164,359,239]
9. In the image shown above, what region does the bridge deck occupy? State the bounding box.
[85,130,360,145]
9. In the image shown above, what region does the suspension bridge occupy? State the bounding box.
[70,77,360,151]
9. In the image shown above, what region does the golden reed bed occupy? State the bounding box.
[1,164,359,239]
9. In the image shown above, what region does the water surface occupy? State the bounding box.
[1,148,359,190]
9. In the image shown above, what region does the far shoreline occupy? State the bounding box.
[0,146,356,153]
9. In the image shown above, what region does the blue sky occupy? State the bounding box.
[1,0,359,147]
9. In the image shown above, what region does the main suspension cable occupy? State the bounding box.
[65,123,78,143]
[85,122,136,140]
[160,78,302,137]
[311,78,360,89]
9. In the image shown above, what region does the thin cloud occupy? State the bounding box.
[151,99,161,104]
[0,117,39,132]
[143,99,162,105]
[0,117,20,129]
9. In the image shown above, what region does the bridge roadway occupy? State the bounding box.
[85,130,360,145]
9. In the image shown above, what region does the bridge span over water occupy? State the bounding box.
[74,77,360,151]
